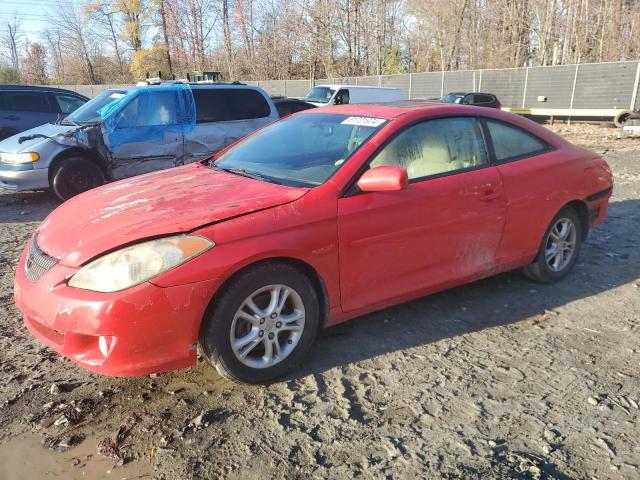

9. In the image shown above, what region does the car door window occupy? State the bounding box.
[485,119,548,162]
[193,89,270,123]
[334,89,350,105]
[370,117,488,180]
[115,92,180,129]
[54,94,86,114]
[4,92,53,112]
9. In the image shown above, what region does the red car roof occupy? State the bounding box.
[300,102,568,148]
[300,102,448,120]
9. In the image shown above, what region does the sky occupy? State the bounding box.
[0,0,83,41]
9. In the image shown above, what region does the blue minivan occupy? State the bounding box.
[0,83,278,200]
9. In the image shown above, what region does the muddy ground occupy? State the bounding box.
[0,123,638,480]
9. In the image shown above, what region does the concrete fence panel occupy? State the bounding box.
[285,80,311,98]
[572,61,639,109]
[357,75,380,87]
[443,70,476,95]
[480,68,527,107]
[381,74,411,98]
[258,80,286,96]
[524,64,576,109]
[409,72,443,99]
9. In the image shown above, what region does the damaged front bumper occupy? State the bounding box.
[14,245,219,376]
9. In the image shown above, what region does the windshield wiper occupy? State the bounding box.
[214,165,283,185]
[221,167,268,181]
[59,118,80,126]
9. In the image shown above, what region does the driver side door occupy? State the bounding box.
[337,116,506,313]
[107,91,185,180]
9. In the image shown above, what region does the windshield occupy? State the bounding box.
[213,113,387,187]
[304,87,336,104]
[440,94,464,104]
[64,90,127,125]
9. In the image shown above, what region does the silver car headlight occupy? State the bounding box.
[0,152,40,164]
[68,235,214,292]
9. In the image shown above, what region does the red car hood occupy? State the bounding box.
[37,164,308,267]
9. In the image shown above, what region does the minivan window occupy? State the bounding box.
[214,113,387,186]
[193,89,271,123]
[305,87,336,104]
[1,91,53,112]
[64,90,126,125]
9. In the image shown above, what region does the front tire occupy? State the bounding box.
[199,263,320,384]
[51,156,105,201]
[523,206,583,283]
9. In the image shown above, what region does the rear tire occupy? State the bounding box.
[523,206,583,283]
[51,156,105,201]
[199,263,320,384]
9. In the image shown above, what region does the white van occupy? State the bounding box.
[304,85,404,107]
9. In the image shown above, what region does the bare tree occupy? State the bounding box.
[1,17,21,70]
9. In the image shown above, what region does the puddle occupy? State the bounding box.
[0,433,153,480]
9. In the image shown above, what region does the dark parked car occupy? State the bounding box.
[439,92,501,109]
[0,85,88,141]
[271,96,317,117]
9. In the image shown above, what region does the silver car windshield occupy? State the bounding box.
[63,90,127,125]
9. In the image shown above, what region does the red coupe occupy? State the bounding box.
[14,103,613,383]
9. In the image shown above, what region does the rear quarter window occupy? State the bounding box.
[484,119,549,162]
[193,88,271,123]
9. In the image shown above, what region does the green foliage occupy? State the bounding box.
[383,48,406,75]
[0,68,21,84]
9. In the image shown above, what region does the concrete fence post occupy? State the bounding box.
[408,73,413,99]
[440,70,445,97]
[378,75,382,87]
[478,70,483,91]
[522,67,530,108]
[630,61,640,110]
[568,64,580,124]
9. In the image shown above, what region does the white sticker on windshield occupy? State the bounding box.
[109,93,125,99]
[341,116,386,127]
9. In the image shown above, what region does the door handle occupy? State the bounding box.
[480,191,500,201]
[3,115,19,120]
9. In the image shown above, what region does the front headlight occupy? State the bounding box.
[68,235,214,292]
[0,152,40,164]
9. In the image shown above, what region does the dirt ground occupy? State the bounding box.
[0,123,638,480]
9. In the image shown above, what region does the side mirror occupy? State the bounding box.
[357,165,408,192]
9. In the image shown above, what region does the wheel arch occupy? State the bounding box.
[565,199,589,240]
[48,147,109,183]
[205,256,331,329]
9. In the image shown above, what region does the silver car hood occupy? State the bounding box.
[0,123,79,153]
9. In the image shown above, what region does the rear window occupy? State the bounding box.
[0,91,53,113]
[474,94,495,104]
[193,88,271,123]
[485,119,549,161]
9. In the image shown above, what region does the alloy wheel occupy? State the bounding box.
[545,218,577,272]
[230,284,306,369]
